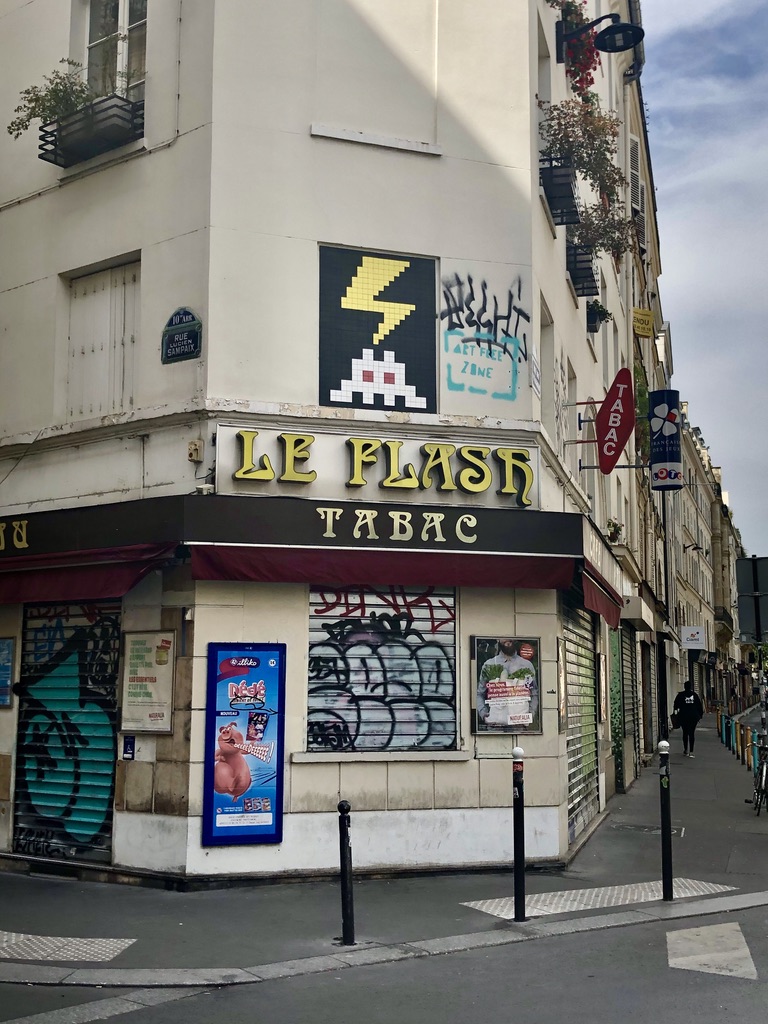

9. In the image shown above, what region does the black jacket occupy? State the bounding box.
[673,689,704,723]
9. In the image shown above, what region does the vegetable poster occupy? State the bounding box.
[472,636,541,734]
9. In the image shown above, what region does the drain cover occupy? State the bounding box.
[611,822,685,836]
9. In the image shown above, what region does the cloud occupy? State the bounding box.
[640,0,764,41]
[641,0,768,552]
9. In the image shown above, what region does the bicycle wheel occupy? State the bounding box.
[756,764,767,816]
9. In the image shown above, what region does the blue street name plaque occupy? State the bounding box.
[162,307,202,363]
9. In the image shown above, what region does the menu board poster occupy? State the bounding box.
[120,632,175,733]
[0,638,14,708]
[202,643,286,846]
[472,636,542,734]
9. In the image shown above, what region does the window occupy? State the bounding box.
[68,263,139,420]
[87,0,147,101]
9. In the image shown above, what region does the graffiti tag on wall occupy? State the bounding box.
[441,272,531,402]
[13,603,120,863]
[307,585,456,752]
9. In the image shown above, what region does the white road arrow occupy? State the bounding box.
[667,922,757,980]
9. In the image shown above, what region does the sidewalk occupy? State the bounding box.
[2,711,767,987]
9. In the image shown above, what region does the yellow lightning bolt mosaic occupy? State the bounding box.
[341,257,416,345]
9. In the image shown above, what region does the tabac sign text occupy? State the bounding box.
[595,368,635,474]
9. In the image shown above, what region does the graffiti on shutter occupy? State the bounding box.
[563,598,599,844]
[307,585,456,752]
[609,629,625,790]
[621,624,640,781]
[13,602,120,862]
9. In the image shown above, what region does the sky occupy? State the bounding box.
[638,0,768,555]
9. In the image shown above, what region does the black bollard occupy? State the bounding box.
[512,746,526,922]
[658,740,673,901]
[337,800,355,945]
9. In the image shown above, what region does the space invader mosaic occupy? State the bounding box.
[330,348,428,408]
[319,246,437,413]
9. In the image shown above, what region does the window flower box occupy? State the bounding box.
[566,242,599,297]
[540,157,581,226]
[38,95,145,168]
[586,299,612,333]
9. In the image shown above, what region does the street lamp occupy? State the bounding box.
[684,544,703,553]
[556,14,645,64]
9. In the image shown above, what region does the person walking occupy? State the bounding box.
[673,680,704,757]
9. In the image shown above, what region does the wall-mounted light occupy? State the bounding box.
[683,544,703,553]
[556,14,645,64]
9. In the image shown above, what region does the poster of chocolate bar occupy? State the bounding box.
[202,643,286,846]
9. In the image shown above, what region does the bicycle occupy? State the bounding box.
[752,734,768,816]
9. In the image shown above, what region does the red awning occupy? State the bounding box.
[582,561,624,629]
[191,545,577,591]
[0,543,178,604]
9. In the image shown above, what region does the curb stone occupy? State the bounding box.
[3,890,768,988]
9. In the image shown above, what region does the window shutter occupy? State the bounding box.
[68,263,138,420]
[629,136,647,250]
[307,584,457,752]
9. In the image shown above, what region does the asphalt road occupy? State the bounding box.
[5,907,768,1024]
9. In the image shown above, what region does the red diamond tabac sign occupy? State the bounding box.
[595,368,635,474]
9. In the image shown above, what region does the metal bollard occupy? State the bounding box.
[741,724,747,766]
[337,800,355,946]
[725,717,732,751]
[512,746,526,922]
[658,740,673,901]
[747,729,753,771]
[753,729,759,773]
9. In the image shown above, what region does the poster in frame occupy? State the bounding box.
[0,638,13,708]
[203,643,286,846]
[471,636,542,734]
[120,631,175,733]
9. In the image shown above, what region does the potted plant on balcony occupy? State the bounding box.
[6,59,144,168]
[6,60,93,139]
[568,201,637,260]
[539,97,627,204]
[545,0,602,98]
[586,299,612,333]
[606,518,624,544]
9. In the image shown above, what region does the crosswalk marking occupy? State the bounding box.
[463,878,735,919]
[667,923,757,979]
[0,930,134,962]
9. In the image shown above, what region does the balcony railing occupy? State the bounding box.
[39,95,145,168]
[540,158,581,226]
[566,242,599,297]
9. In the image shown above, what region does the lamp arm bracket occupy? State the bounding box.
[556,13,619,63]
